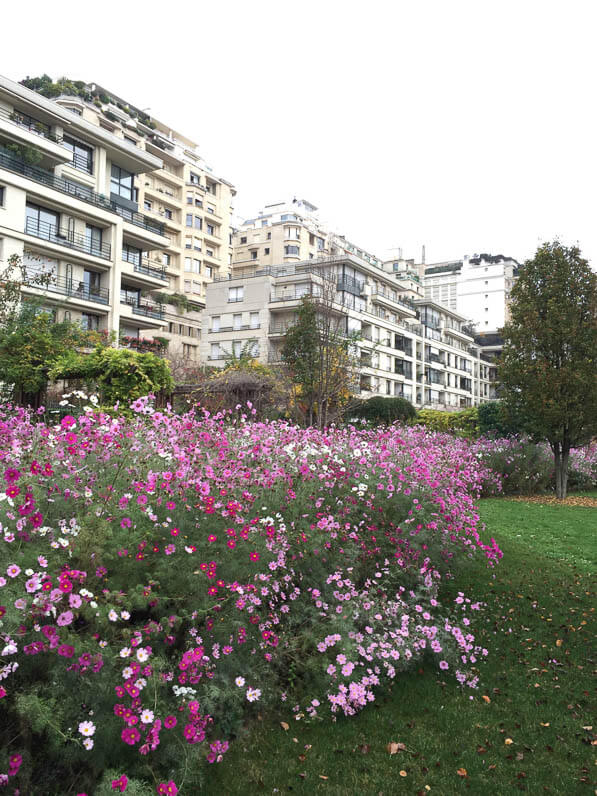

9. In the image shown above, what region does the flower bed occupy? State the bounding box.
[0,403,503,793]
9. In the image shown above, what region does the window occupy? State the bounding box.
[192,281,201,294]
[194,241,202,252]
[206,249,214,257]
[233,340,242,358]
[194,259,201,273]
[187,193,193,204]
[194,216,202,230]
[185,257,192,272]
[240,236,247,244]
[110,165,134,200]
[25,203,59,235]
[183,279,191,293]
[186,214,193,227]
[144,200,152,211]
[164,208,172,220]
[189,172,200,185]
[264,247,270,255]
[204,265,212,279]
[267,232,271,240]
[64,136,93,173]
[81,313,100,331]
[0,185,5,206]
[251,250,258,260]
[284,245,299,256]
[210,343,220,359]
[261,219,268,227]
[86,224,103,256]
[250,312,259,329]
[228,286,243,303]
[195,198,202,207]
[233,314,242,330]
[124,135,137,146]
[207,206,215,214]
[122,244,141,266]
[185,237,192,249]
[162,253,171,266]
[212,316,220,332]
[206,223,215,236]
[281,214,297,221]
[183,344,195,360]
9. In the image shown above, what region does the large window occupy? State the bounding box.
[110,165,134,201]
[64,136,93,173]
[189,172,200,185]
[284,245,300,256]
[25,203,59,235]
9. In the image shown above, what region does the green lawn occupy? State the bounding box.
[208,497,597,795]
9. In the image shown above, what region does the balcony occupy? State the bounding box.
[112,203,165,236]
[269,322,295,335]
[22,271,109,305]
[25,217,111,260]
[270,289,316,303]
[0,107,61,143]
[0,148,115,212]
[134,261,169,282]
[120,293,164,320]
[371,288,416,312]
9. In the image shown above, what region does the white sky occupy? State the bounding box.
[3,0,596,265]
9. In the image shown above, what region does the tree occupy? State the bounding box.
[0,255,84,407]
[499,241,597,498]
[282,275,359,428]
[349,396,416,426]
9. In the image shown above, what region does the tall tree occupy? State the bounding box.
[282,273,359,428]
[499,241,597,498]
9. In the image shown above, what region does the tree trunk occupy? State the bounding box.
[554,442,563,499]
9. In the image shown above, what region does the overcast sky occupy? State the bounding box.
[3,0,596,265]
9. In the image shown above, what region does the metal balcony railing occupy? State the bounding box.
[25,216,112,260]
[120,293,164,320]
[22,270,109,304]
[0,148,114,212]
[337,274,364,295]
[0,107,61,142]
[112,203,165,236]
[134,261,169,281]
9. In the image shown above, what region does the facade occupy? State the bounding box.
[202,255,496,409]
[0,75,235,360]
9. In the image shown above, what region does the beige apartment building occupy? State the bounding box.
[202,255,495,409]
[0,75,235,361]
[233,198,387,274]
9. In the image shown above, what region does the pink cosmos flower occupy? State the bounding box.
[6,565,20,578]
[111,774,128,792]
[57,610,74,627]
[121,727,140,745]
[163,715,177,729]
[156,782,178,795]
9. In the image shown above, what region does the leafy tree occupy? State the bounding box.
[499,241,597,498]
[282,280,359,428]
[477,399,525,437]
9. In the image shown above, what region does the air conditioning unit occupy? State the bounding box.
[361,284,371,296]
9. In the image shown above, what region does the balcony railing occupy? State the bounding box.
[0,107,61,143]
[120,293,164,320]
[337,274,364,295]
[133,261,169,281]
[372,288,416,311]
[22,270,109,304]
[112,204,165,236]
[0,148,115,212]
[25,217,111,260]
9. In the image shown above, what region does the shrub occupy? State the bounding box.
[349,396,416,425]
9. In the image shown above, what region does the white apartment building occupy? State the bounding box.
[1,75,236,360]
[417,253,519,333]
[202,256,496,409]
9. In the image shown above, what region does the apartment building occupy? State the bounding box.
[1,75,235,360]
[406,252,519,333]
[232,198,386,274]
[202,255,495,409]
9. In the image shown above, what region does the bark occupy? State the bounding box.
[554,440,570,499]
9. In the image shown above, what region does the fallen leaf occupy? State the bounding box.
[358,744,370,754]
[505,738,514,745]
[516,752,524,761]
[482,695,491,704]
[540,722,550,727]
[293,737,298,743]
[387,742,407,754]
[556,639,563,647]
[319,775,328,780]
[399,770,407,777]
[298,754,306,762]
[280,721,289,731]
[457,768,468,777]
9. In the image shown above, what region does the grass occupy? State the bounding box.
[208,496,597,795]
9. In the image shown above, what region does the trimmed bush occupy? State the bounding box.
[349,396,416,425]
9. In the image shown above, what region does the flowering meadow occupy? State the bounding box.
[2,397,591,794]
